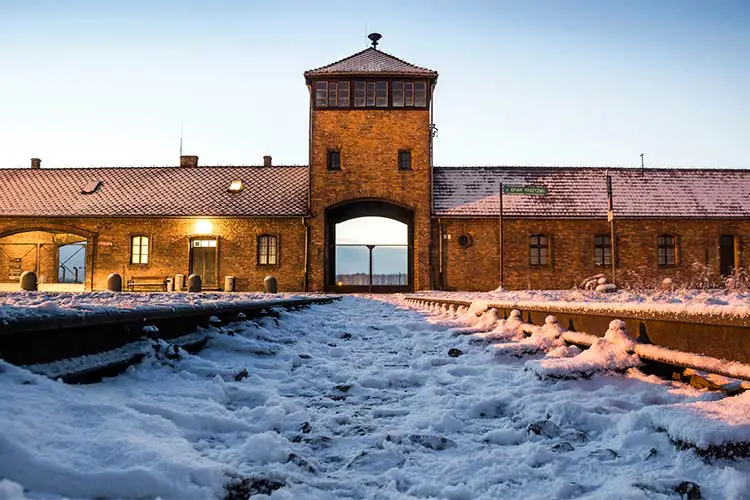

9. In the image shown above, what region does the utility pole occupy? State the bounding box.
[607,175,616,285]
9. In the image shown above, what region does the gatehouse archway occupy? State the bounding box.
[325,199,414,293]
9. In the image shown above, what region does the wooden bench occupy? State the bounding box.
[126,276,167,292]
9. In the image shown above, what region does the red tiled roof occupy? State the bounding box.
[0,166,308,217]
[304,47,438,79]
[433,167,750,218]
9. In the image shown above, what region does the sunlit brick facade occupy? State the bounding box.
[1,40,748,292]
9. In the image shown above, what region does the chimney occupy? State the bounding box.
[263,155,272,167]
[180,155,199,168]
[30,158,41,169]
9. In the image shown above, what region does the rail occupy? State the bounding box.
[405,296,750,384]
[0,297,340,371]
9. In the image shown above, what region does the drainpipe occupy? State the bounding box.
[437,217,443,290]
[302,217,309,292]
[90,233,97,291]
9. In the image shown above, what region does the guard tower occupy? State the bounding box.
[304,34,438,292]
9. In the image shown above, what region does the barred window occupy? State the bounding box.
[594,235,611,266]
[657,235,676,266]
[398,149,411,170]
[258,235,278,265]
[530,234,550,266]
[130,235,149,264]
[327,150,341,170]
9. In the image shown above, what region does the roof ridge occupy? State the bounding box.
[434,165,750,172]
[304,47,437,77]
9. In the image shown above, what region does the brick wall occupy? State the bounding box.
[436,217,749,291]
[308,108,432,291]
[0,217,306,291]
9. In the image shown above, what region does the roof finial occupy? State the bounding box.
[368,32,382,49]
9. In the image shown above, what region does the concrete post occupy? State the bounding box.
[20,271,38,291]
[187,274,202,293]
[106,273,122,292]
[175,274,185,291]
[224,276,235,292]
[264,275,277,294]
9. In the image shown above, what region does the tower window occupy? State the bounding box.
[354,81,366,107]
[315,81,350,108]
[327,81,338,107]
[327,150,341,170]
[594,235,611,266]
[376,81,388,107]
[398,150,412,170]
[315,82,327,107]
[394,81,418,107]
[415,81,427,107]
[366,82,376,106]
[319,79,426,108]
[338,81,350,107]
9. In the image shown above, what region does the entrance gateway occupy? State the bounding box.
[325,200,414,293]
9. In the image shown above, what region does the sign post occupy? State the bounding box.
[607,175,616,285]
[498,183,504,289]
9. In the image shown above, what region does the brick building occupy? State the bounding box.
[1,39,748,292]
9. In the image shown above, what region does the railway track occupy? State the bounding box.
[0,296,339,382]
[405,296,750,390]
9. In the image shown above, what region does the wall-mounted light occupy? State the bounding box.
[195,219,213,235]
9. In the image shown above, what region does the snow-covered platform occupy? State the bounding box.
[405,292,750,365]
[0,292,338,372]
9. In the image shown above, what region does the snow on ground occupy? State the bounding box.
[0,291,306,324]
[410,288,750,322]
[1,296,750,499]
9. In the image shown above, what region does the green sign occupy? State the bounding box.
[503,185,548,196]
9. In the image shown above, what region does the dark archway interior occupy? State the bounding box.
[325,199,414,293]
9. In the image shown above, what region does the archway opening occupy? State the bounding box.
[325,200,413,293]
[0,230,88,291]
[335,217,408,287]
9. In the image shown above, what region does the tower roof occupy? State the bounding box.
[304,47,438,80]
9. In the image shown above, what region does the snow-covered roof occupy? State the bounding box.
[0,166,308,217]
[304,47,438,79]
[433,167,750,218]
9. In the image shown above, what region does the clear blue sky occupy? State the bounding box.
[1,0,748,169]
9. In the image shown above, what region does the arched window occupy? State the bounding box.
[130,235,149,264]
[530,234,550,266]
[657,235,677,266]
[257,235,278,265]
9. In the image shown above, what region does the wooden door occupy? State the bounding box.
[190,239,217,288]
